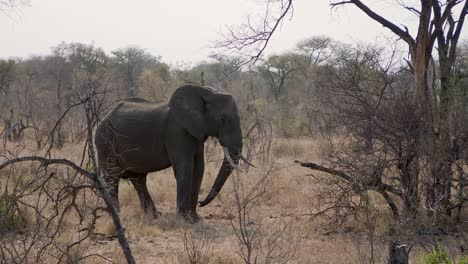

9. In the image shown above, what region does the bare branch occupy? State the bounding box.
[294,160,403,196]
[330,0,416,49]
[215,0,293,66]
[449,0,468,63]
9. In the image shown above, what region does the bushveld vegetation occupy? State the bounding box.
[0,35,465,263]
[1,0,468,263]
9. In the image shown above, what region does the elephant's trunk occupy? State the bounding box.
[198,146,240,207]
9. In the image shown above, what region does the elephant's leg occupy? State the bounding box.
[100,156,122,212]
[106,176,120,211]
[129,173,161,217]
[190,147,205,222]
[171,158,195,222]
[101,171,120,211]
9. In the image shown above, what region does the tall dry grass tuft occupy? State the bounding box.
[176,228,215,264]
[218,164,298,264]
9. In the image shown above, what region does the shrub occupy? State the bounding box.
[0,193,18,234]
[86,162,95,173]
[458,256,468,264]
[420,246,451,264]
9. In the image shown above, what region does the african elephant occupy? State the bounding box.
[95,84,251,223]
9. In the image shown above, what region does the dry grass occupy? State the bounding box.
[89,137,345,263]
[273,137,317,161]
[1,137,466,263]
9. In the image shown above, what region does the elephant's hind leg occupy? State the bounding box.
[100,156,122,212]
[129,173,161,217]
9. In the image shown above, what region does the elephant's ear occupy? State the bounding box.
[169,85,210,141]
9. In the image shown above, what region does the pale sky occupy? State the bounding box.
[1,0,467,64]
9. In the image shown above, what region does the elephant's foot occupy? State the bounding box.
[152,209,163,218]
[144,207,162,218]
[177,210,201,224]
[189,211,201,223]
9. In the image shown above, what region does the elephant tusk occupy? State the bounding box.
[240,155,256,168]
[223,147,239,171]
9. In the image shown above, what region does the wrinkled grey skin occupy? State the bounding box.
[95,84,242,223]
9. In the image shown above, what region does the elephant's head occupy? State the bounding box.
[169,84,246,207]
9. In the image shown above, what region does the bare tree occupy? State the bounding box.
[0,93,136,264]
[330,0,468,222]
[0,44,136,262]
[292,42,418,263]
[218,0,468,225]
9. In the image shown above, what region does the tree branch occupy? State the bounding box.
[449,0,468,64]
[294,160,403,197]
[331,0,415,49]
[215,0,293,66]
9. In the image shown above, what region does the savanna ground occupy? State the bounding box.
[4,135,463,264]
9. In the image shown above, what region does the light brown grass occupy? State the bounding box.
[2,136,465,263]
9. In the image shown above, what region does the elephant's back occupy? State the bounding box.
[101,98,167,122]
[95,99,170,172]
[114,98,166,113]
[101,99,168,135]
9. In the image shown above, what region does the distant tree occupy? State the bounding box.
[111,46,157,97]
[258,53,301,101]
[157,62,171,83]
[295,36,337,67]
[68,43,107,75]
[0,59,16,95]
[138,68,171,102]
[207,54,242,88]
[177,55,242,89]
[13,56,49,148]
[44,43,74,148]
[20,56,41,82]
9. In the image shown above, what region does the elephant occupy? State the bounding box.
[94,84,252,223]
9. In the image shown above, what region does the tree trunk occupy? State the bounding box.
[398,149,420,219]
[426,55,454,220]
[399,42,431,219]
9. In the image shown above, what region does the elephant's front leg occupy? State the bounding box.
[172,156,195,221]
[190,146,205,222]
